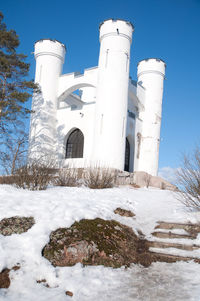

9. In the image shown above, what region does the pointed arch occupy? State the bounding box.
[65,128,84,158]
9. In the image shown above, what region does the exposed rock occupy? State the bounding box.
[65,291,73,297]
[0,216,35,236]
[130,183,140,189]
[115,170,177,190]
[133,171,177,191]
[42,218,151,268]
[114,207,135,217]
[0,269,10,288]
[36,279,50,288]
[116,171,133,185]
[0,266,20,289]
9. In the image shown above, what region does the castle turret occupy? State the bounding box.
[136,58,166,176]
[29,39,66,162]
[93,19,134,170]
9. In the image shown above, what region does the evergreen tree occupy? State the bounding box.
[0,11,38,131]
[0,12,38,174]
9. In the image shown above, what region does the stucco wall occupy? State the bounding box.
[29,20,165,176]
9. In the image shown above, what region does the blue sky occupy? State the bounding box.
[1,0,200,172]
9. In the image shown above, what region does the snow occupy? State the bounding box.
[149,247,200,259]
[149,236,200,246]
[1,185,200,300]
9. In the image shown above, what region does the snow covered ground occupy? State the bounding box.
[1,185,200,300]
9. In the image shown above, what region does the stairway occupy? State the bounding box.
[147,221,200,263]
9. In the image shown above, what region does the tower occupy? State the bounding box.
[29,39,66,162]
[136,58,166,176]
[93,19,134,170]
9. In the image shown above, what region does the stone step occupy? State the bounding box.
[152,231,194,240]
[155,221,200,232]
[149,251,200,264]
[155,222,200,238]
[147,240,200,251]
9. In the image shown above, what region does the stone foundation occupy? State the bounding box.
[116,170,177,191]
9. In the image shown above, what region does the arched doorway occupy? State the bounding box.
[65,129,84,158]
[124,138,130,172]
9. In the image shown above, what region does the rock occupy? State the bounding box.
[42,218,151,268]
[116,171,133,185]
[0,269,10,288]
[0,266,20,289]
[65,291,73,297]
[63,240,99,265]
[130,183,140,188]
[150,175,178,191]
[115,170,177,190]
[0,216,35,236]
[114,207,135,217]
[133,171,177,190]
[36,279,50,288]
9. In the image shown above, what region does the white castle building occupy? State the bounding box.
[29,19,166,176]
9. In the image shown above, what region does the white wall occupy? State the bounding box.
[56,94,96,168]
[136,58,166,176]
[93,19,134,170]
[29,39,66,163]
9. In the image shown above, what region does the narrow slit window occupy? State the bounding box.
[125,52,129,72]
[39,65,42,82]
[105,49,109,68]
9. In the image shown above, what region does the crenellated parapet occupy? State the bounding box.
[58,67,98,103]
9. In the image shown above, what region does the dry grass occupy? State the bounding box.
[13,162,55,190]
[83,167,116,189]
[54,168,81,187]
[0,175,17,185]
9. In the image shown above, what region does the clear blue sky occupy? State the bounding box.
[1,0,200,171]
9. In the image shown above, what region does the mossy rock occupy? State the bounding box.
[0,216,35,236]
[42,218,151,268]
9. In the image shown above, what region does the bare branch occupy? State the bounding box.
[176,146,200,211]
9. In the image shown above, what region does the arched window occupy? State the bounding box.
[124,138,130,172]
[65,129,84,158]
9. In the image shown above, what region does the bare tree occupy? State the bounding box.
[176,146,200,210]
[0,122,28,175]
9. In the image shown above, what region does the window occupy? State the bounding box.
[128,110,135,120]
[124,138,130,172]
[65,129,84,158]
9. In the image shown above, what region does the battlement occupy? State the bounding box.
[138,58,166,67]
[60,66,98,79]
[34,39,66,61]
[34,39,66,49]
[99,19,134,43]
[137,58,166,78]
[99,19,134,30]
